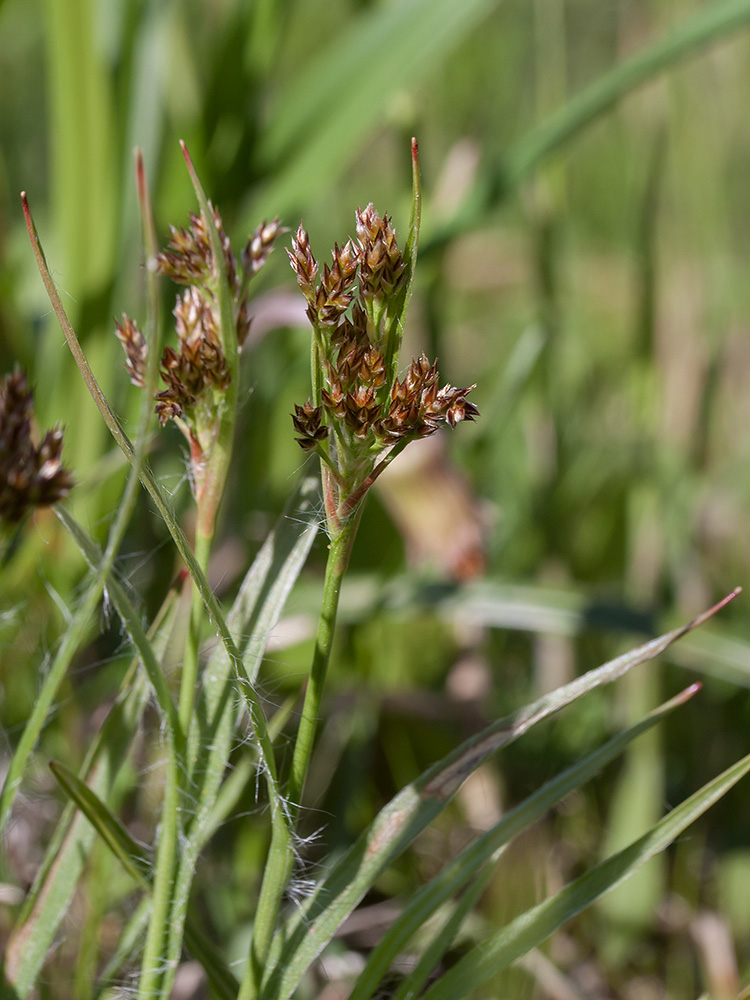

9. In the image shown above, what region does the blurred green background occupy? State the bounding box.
[3,0,750,996]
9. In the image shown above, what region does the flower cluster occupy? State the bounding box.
[288,205,478,506]
[0,369,73,524]
[116,208,284,433]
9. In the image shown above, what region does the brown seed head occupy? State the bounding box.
[356,203,406,300]
[292,400,328,451]
[0,369,73,523]
[243,217,286,278]
[156,207,238,293]
[155,289,230,427]
[115,314,148,388]
[287,225,318,302]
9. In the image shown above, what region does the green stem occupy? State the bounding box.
[237,503,362,1000]
[288,505,362,815]
[136,737,180,999]
[179,525,213,738]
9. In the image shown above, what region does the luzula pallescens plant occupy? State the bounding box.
[11,140,748,1000]
[280,140,479,822]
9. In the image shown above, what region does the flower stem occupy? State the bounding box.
[238,501,363,1000]
[136,736,180,999]
[179,524,213,738]
[288,502,363,815]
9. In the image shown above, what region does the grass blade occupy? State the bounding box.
[420,750,750,1000]
[247,0,500,219]
[391,871,492,1000]
[348,683,702,1000]
[260,595,736,999]
[159,477,320,990]
[48,765,238,1000]
[425,0,750,251]
[49,761,152,887]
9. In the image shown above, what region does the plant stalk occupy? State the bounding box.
[238,501,363,1000]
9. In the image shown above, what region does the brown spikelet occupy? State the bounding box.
[115,314,148,387]
[0,369,73,523]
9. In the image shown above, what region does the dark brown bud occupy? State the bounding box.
[356,203,406,300]
[156,207,239,293]
[155,289,231,427]
[292,401,328,450]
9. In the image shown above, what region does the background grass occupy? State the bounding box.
[2,0,750,996]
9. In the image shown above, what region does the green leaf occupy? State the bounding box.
[159,476,320,990]
[348,683,702,1000]
[49,761,152,888]
[420,750,750,1000]
[56,506,181,739]
[424,0,750,251]
[391,870,492,1000]
[245,0,501,220]
[3,655,153,995]
[260,596,735,999]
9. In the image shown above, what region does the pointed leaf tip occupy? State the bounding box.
[134,149,146,199]
[687,587,741,632]
[180,139,193,169]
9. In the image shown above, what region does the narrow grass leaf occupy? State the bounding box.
[95,898,151,995]
[56,506,181,740]
[348,683,702,1000]
[391,870,493,1000]
[22,192,286,805]
[247,0,500,219]
[261,596,735,999]
[424,0,750,251]
[419,750,750,1000]
[160,477,320,988]
[3,656,154,994]
[49,761,152,887]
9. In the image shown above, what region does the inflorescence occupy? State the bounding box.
[116,207,284,440]
[288,204,478,515]
[0,369,73,524]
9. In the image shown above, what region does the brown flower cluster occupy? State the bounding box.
[288,205,478,456]
[155,287,231,425]
[116,208,284,431]
[155,209,284,351]
[0,370,73,523]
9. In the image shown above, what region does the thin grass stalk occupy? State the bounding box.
[240,506,363,1000]
[288,507,363,813]
[176,142,242,740]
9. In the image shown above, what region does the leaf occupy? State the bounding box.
[424,0,750,251]
[347,683,702,1000]
[260,594,736,999]
[160,476,320,987]
[420,750,750,1000]
[245,0,501,220]
[49,762,152,888]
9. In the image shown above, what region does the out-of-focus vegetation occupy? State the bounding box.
[2,1,750,997]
